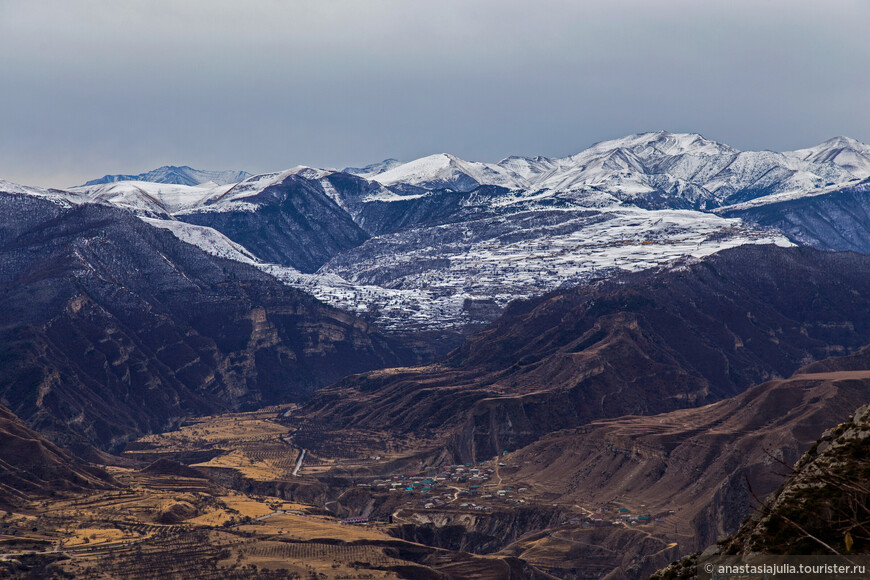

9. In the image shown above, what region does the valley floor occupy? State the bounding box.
[5,353,869,579]
[0,404,699,579]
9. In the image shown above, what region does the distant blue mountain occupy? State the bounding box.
[81,165,251,187]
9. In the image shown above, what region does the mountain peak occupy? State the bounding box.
[583,131,739,159]
[372,153,526,192]
[818,135,866,149]
[790,135,870,173]
[80,166,252,187]
[343,158,402,178]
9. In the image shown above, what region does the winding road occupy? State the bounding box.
[292,448,306,477]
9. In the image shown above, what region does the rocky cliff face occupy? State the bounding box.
[723,404,870,556]
[302,245,870,462]
[0,191,417,450]
[649,403,870,579]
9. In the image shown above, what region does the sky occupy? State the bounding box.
[2,0,869,188]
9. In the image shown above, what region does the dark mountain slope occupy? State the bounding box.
[0,404,115,507]
[348,185,514,236]
[302,245,870,461]
[720,179,870,253]
[179,173,369,272]
[0,192,416,450]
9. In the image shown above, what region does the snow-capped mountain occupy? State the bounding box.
[70,180,219,217]
[343,158,403,178]
[511,132,739,208]
[487,131,870,210]
[372,153,529,192]
[334,132,870,215]
[16,131,870,336]
[70,132,870,219]
[790,136,870,174]
[80,165,251,187]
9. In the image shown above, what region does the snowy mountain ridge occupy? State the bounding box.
[330,131,870,212]
[80,165,251,188]
[343,158,403,178]
[73,132,870,216]
[26,132,870,334]
[372,153,530,192]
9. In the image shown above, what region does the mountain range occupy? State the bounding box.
[298,244,870,462]
[53,131,870,339]
[5,130,870,453]
[3,131,870,578]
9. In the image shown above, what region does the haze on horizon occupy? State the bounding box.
[2,0,869,189]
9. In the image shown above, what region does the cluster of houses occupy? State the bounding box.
[353,463,537,512]
[360,463,497,495]
[577,506,672,528]
[340,464,680,533]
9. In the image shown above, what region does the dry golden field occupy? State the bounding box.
[1,463,541,579]
[124,406,302,482]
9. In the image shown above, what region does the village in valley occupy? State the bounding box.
[341,458,674,532]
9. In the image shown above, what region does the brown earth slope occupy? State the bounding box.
[0,404,115,507]
[485,347,870,579]
[503,356,870,551]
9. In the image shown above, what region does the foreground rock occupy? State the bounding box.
[650,402,870,579]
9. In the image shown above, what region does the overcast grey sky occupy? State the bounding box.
[2,0,869,188]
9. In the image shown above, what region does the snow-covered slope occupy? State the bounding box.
[716,177,870,254]
[373,153,528,192]
[0,179,87,207]
[496,155,559,181]
[141,218,261,264]
[319,199,792,331]
[343,158,403,178]
[80,165,251,187]
[368,132,870,211]
[71,181,217,217]
[195,167,335,209]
